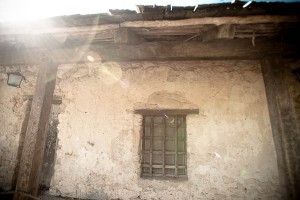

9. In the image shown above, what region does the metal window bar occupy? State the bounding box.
[163,116,166,176]
[175,115,178,176]
[150,116,153,176]
[184,116,187,175]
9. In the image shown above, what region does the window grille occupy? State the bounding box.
[141,115,187,178]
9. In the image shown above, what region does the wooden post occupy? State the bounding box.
[13,58,58,200]
[261,57,300,200]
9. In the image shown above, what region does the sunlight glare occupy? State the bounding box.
[97,62,123,85]
[1,0,293,22]
[0,0,235,23]
[87,56,95,62]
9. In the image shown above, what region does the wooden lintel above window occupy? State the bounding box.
[134,109,199,115]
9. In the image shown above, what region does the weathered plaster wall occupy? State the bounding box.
[0,66,37,190]
[0,60,281,199]
[0,65,62,191]
[46,60,280,199]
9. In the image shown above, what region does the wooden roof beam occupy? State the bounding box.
[0,15,298,37]
[120,15,300,28]
[0,39,298,66]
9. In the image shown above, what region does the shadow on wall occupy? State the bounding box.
[10,101,60,192]
[10,100,31,190]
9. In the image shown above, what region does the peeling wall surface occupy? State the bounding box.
[0,60,281,199]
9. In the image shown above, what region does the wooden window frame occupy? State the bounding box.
[136,109,199,180]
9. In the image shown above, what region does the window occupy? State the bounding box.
[141,114,187,178]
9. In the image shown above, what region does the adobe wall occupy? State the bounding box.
[0,66,37,190]
[0,60,281,199]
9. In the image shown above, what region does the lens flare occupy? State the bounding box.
[87,55,95,62]
[240,169,248,177]
[97,62,122,85]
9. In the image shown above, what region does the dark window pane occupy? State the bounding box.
[153,136,163,141]
[144,140,150,151]
[153,154,163,165]
[166,116,175,124]
[166,141,175,151]
[154,125,163,136]
[153,116,163,124]
[178,168,185,175]
[153,168,163,174]
[165,168,175,175]
[178,155,185,166]
[178,127,186,140]
[145,117,152,124]
[165,155,175,165]
[142,167,150,173]
[166,126,175,138]
[143,153,150,164]
[178,141,185,152]
[177,117,184,126]
[144,126,150,137]
[153,140,163,151]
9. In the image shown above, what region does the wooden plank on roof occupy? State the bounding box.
[120,15,300,28]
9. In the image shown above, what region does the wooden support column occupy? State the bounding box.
[261,57,300,200]
[13,58,58,200]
